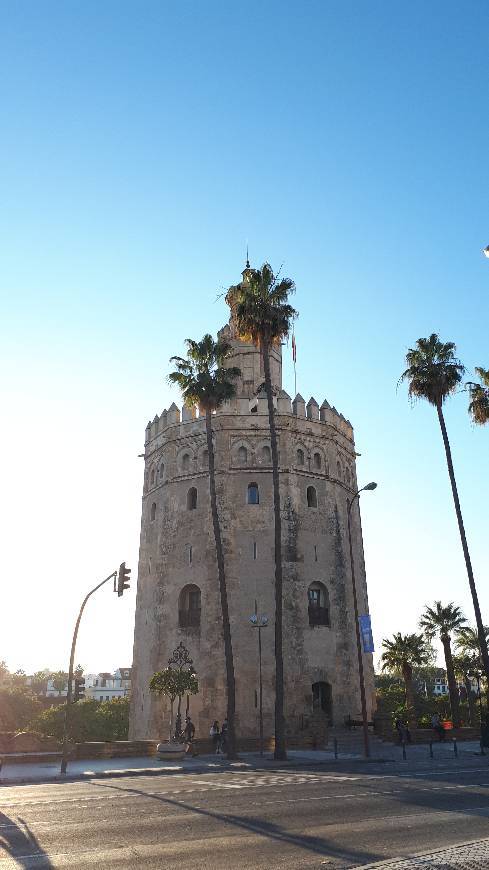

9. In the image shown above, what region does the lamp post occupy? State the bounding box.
[347,482,377,760]
[250,602,268,756]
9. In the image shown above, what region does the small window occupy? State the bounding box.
[262,445,271,463]
[238,445,248,464]
[314,544,318,562]
[187,487,197,510]
[308,582,330,626]
[337,460,341,478]
[202,449,208,468]
[150,502,156,521]
[297,448,304,466]
[182,453,190,473]
[179,584,201,628]
[159,462,165,480]
[253,541,257,560]
[188,545,192,565]
[150,468,156,486]
[306,486,317,508]
[248,483,259,505]
[313,452,321,470]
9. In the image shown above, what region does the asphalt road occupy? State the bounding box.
[2,762,489,868]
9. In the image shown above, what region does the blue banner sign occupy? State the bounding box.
[359,615,374,653]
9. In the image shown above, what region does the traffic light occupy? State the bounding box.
[74,677,85,702]
[117,562,131,597]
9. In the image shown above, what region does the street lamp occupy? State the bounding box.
[250,602,268,757]
[347,482,377,759]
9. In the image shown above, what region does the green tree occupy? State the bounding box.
[33,697,130,742]
[455,624,489,663]
[230,262,297,761]
[400,334,489,688]
[169,334,240,758]
[0,686,41,731]
[74,664,84,679]
[419,601,466,727]
[30,669,51,695]
[467,367,489,426]
[149,668,198,744]
[380,632,433,722]
[50,670,68,695]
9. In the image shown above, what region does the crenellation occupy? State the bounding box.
[306,397,319,421]
[167,402,180,425]
[292,393,306,417]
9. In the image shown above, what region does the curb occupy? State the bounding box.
[351,835,489,868]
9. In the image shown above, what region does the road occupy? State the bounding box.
[1,762,489,868]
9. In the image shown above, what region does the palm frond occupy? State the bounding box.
[400,333,465,407]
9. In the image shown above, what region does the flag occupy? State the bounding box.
[292,333,296,363]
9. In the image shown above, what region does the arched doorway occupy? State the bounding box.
[312,681,333,725]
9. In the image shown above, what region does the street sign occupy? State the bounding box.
[359,614,374,653]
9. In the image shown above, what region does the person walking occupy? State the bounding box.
[210,720,221,754]
[184,716,196,756]
[221,717,228,754]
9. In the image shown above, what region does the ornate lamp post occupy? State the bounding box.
[347,482,377,760]
[250,601,268,756]
[168,642,194,740]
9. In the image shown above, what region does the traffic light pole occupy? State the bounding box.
[60,570,117,775]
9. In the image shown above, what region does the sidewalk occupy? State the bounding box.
[357,835,489,867]
[0,741,487,785]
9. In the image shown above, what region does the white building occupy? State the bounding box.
[43,668,131,700]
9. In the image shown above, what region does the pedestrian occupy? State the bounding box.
[184,715,196,756]
[210,720,221,754]
[221,717,228,754]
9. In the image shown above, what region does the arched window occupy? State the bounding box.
[182,453,190,473]
[313,452,322,470]
[159,461,165,480]
[261,445,271,463]
[312,681,333,724]
[187,487,197,510]
[297,448,304,466]
[178,584,201,628]
[337,460,342,479]
[307,486,317,508]
[150,468,156,486]
[308,582,330,626]
[238,445,248,465]
[150,502,156,522]
[247,483,259,505]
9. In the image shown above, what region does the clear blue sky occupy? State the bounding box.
[1,1,488,674]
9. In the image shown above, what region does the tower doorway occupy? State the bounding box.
[312,681,333,725]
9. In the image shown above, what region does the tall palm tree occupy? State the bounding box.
[467,367,489,426]
[169,334,240,759]
[419,601,466,727]
[455,624,489,662]
[400,334,489,687]
[229,263,297,760]
[380,632,432,720]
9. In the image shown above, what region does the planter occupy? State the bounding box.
[156,742,186,761]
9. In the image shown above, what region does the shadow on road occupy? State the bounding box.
[0,811,53,868]
[92,780,381,866]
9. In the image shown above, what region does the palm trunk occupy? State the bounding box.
[436,403,489,693]
[402,662,415,727]
[442,636,460,727]
[463,676,476,726]
[261,338,286,760]
[205,408,237,759]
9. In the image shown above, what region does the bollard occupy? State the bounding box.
[453,738,458,758]
[402,740,407,761]
[334,737,338,759]
[429,740,433,759]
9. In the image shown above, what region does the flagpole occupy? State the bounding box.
[292,327,297,396]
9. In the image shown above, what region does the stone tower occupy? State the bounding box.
[129,265,375,743]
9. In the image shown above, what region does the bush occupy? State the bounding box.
[32,697,129,743]
[0,688,41,731]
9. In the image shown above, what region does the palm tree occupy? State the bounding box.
[467,367,489,426]
[169,334,240,759]
[455,624,489,662]
[229,263,297,760]
[419,601,466,727]
[400,334,489,687]
[380,632,432,721]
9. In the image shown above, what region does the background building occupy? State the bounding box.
[130,266,375,743]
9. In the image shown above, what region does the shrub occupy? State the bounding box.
[32,697,130,743]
